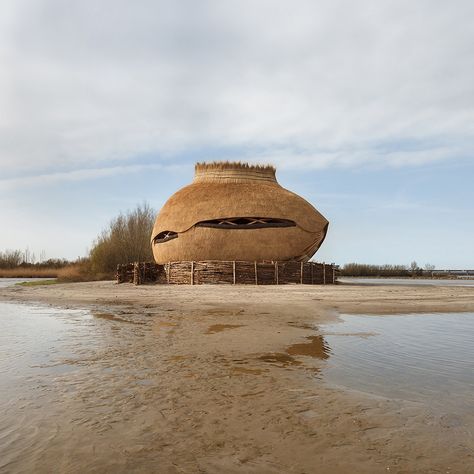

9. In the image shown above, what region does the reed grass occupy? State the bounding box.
[0,267,60,278]
[56,263,113,282]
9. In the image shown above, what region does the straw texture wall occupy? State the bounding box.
[151,162,329,263]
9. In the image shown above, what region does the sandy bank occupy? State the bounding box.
[2,279,474,314]
[1,282,474,473]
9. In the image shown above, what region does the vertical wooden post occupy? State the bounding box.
[300,262,304,284]
[332,265,336,284]
[275,262,279,285]
[133,262,139,285]
[254,261,258,285]
[166,262,170,284]
[233,261,236,284]
[323,262,326,285]
[191,261,194,285]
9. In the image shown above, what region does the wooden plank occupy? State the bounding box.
[133,262,139,286]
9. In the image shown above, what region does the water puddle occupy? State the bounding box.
[320,312,474,412]
[287,321,315,330]
[231,367,265,375]
[92,312,143,324]
[286,335,330,359]
[258,353,302,367]
[153,320,178,334]
[206,324,244,334]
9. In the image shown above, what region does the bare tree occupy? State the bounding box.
[89,202,156,275]
[0,249,23,268]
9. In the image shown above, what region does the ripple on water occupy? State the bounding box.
[320,312,474,413]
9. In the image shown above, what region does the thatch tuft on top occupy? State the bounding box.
[195,161,276,173]
[194,161,276,183]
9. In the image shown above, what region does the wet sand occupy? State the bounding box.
[1,282,474,473]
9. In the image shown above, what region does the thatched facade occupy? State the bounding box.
[151,162,329,264]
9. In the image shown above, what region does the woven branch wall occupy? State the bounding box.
[117,261,337,285]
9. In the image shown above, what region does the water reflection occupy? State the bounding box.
[286,335,330,359]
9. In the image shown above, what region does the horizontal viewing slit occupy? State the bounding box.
[154,231,178,244]
[196,217,296,229]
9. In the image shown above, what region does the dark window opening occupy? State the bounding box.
[196,217,296,229]
[154,231,178,244]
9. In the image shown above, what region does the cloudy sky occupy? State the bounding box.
[1,0,473,267]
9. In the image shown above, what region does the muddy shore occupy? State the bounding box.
[1,282,474,473]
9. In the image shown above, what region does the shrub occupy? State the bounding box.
[89,203,155,276]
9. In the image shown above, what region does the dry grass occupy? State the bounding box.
[0,265,114,282]
[0,267,60,278]
[56,263,113,282]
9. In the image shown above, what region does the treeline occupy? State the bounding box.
[1,203,156,281]
[341,262,433,277]
[0,249,77,278]
[0,250,70,270]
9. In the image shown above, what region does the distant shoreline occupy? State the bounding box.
[341,275,474,280]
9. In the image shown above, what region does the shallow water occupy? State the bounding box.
[0,302,89,471]
[0,282,153,473]
[1,277,474,471]
[321,312,474,413]
[0,277,47,288]
[339,277,474,286]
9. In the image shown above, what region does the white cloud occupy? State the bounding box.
[0,0,473,174]
[0,163,184,190]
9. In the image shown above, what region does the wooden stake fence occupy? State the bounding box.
[117,261,338,285]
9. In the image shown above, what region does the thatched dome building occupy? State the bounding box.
[151,162,329,264]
